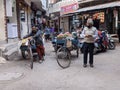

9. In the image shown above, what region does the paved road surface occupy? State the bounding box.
[0,42,120,90]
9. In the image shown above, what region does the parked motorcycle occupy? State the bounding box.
[20,38,37,59]
[93,31,108,54]
[93,38,107,54]
[93,30,115,54]
[105,30,116,50]
[20,37,38,69]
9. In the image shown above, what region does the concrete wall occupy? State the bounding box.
[60,17,69,32]
[27,7,32,33]
[9,0,17,23]
[41,0,47,10]
[0,0,6,41]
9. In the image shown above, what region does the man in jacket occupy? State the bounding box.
[24,26,45,62]
[81,18,98,68]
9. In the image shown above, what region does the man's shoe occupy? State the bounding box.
[90,64,94,68]
[38,60,43,63]
[83,64,87,68]
[41,57,45,61]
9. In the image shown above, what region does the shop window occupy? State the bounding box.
[20,10,25,21]
[93,12,105,23]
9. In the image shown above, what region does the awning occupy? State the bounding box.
[51,17,59,20]
[60,13,74,17]
[75,1,120,13]
[78,0,94,4]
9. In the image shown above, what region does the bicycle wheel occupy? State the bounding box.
[56,47,71,69]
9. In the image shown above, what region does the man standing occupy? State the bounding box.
[81,18,98,68]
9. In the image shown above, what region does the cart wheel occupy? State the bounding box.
[56,47,71,69]
[76,48,79,58]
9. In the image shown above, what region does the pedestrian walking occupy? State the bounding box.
[81,18,98,68]
[76,25,83,38]
[50,25,55,39]
[44,26,50,42]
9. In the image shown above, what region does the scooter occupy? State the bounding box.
[20,38,38,69]
[93,38,107,54]
[20,38,38,59]
[105,30,115,50]
[93,30,109,54]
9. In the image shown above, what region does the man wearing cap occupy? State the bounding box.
[81,18,98,68]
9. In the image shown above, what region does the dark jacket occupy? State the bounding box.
[24,30,43,45]
[33,30,43,45]
[93,19,100,30]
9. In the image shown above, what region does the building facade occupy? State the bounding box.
[0,0,46,43]
[48,0,120,34]
[0,0,6,43]
[48,0,78,32]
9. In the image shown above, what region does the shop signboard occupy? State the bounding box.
[60,3,78,15]
[7,23,18,38]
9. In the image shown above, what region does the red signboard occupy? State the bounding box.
[61,3,78,15]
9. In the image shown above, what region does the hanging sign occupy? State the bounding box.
[60,3,78,15]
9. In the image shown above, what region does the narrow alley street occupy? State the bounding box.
[1,0,120,90]
[0,42,120,90]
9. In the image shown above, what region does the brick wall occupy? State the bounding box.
[0,0,6,41]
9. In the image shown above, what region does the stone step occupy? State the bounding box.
[0,42,17,52]
[3,42,18,53]
[3,47,18,60]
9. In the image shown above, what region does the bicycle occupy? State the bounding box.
[56,37,79,69]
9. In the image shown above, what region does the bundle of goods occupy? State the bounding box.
[64,32,72,38]
[57,33,65,39]
[57,32,72,39]
[21,38,29,45]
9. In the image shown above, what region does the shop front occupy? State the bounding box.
[50,12,60,32]
[60,2,78,33]
[16,0,31,39]
[77,11,105,30]
[31,0,47,31]
[6,0,19,42]
[60,16,69,33]
[75,1,120,34]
